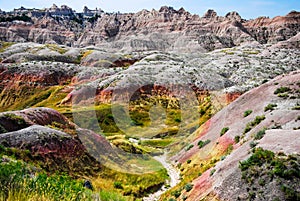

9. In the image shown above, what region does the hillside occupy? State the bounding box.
[0,4,299,201]
[163,71,300,201]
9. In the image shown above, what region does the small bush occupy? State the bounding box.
[184,183,193,192]
[234,136,240,143]
[220,127,229,136]
[210,169,216,176]
[0,125,7,134]
[258,179,265,186]
[254,129,266,140]
[187,160,191,164]
[264,104,277,112]
[243,115,266,134]
[185,144,194,151]
[198,139,211,148]
[292,105,300,110]
[171,190,181,198]
[113,181,123,189]
[277,93,289,98]
[250,141,258,148]
[243,110,253,117]
[274,87,291,94]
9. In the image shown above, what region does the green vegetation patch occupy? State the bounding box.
[243,115,266,134]
[220,127,229,136]
[254,128,266,140]
[0,41,15,53]
[243,110,253,117]
[264,103,277,112]
[0,156,92,201]
[274,87,291,94]
[239,148,300,200]
[140,138,174,148]
[197,139,211,149]
[44,44,68,54]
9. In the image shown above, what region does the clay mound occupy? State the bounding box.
[0,107,74,133]
[0,107,116,175]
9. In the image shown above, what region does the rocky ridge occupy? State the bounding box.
[0,6,299,52]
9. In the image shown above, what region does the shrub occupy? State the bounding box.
[243,115,266,134]
[198,139,211,148]
[225,144,234,155]
[187,160,191,164]
[264,104,277,112]
[182,195,188,200]
[184,183,193,192]
[113,181,123,189]
[171,190,181,198]
[243,110,253,117]
[250,141,258,148]
[254,129,266,140]
[185,144,194,151]
[239,148,275,171]
[280,185,300,200]
[210,169,216,176]
[274,87,291,94]
[220,127,229,136]
[0,125,7,134]
[277,93,289,98]
[292,104,300,110]
[234,136,240,143]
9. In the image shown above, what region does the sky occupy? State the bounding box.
[0,0,299,19]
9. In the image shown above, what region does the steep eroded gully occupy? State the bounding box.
[143,152,180,201]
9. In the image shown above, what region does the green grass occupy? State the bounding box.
[140,139,174,148]
[99,190,127,201]
[0,144,167,199]
[0,85,68,112]
[0,156,92,201]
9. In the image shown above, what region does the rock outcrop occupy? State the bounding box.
[0,6,299,52]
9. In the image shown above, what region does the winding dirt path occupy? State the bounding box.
[143,152,180,201]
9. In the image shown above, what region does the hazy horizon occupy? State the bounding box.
[0,0,299,19]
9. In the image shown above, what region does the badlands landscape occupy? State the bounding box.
[0,4,299,201]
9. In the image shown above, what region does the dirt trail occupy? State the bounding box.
[143,152,180,201]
